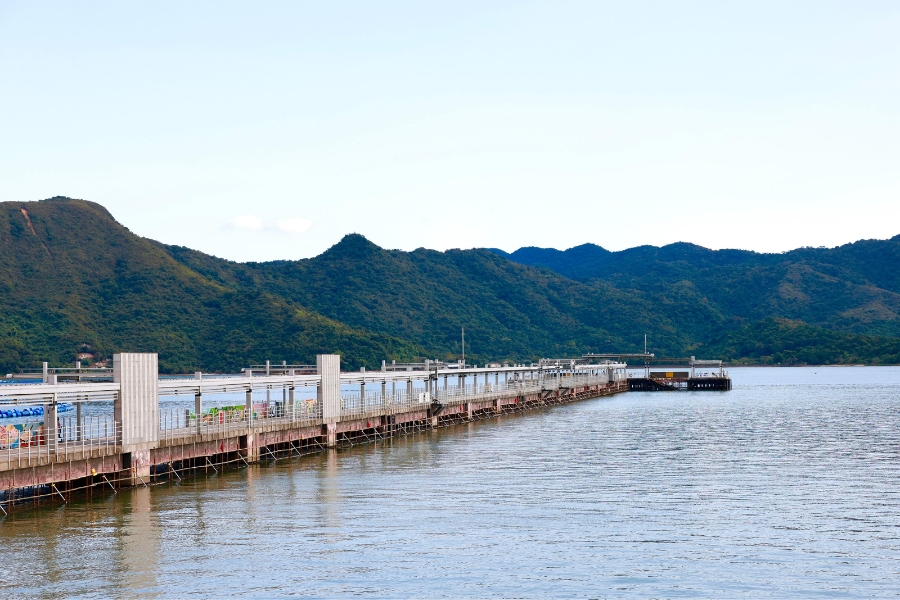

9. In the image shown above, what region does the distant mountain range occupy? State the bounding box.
[1,197,898,372]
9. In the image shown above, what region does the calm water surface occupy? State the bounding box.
[2,366,899,598]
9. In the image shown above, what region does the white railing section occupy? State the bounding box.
[336,375,615,420]
[340,390,432,420]
[157,399,324,443]
[0,419,120,465]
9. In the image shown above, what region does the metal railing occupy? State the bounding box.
[0,419,120,465]
[434,379,542,403]
[158,400,324,442]
[337,375,617,420]
[340,390,431,420]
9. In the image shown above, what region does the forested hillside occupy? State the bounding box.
[1,197,898,372]
[0,198,416,372]
[494,239,900,339]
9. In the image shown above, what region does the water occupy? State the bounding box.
[2,366,899,598]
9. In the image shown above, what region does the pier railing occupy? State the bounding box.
[158,400,325,443]
[0,420,121,466]
[335,374,615,420]
[339,390,432,420]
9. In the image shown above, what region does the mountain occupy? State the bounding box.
[493,239,900,339]
[1,197,898,372]
[160,234,672,362]
[0,198,417,373]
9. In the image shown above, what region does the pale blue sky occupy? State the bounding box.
[2,1,898,261]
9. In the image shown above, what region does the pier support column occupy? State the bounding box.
[288,386,295,421]
[114,353,159,487]
[318,354,341,448]
[194,392,202,434]
[76,401,83,441]
[244,389,259,461]
[466,402,474,420]
[44,400,58,454]
[324,423,337,448]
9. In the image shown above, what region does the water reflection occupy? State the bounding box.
[120,486,158,596]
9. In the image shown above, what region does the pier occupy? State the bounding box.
[626,357,732,391]
[0,353,628,511]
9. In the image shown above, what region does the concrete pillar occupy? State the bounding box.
[195,392,202,433]
[76,401,83,441]
[324,422,337,448]
[194,371,202,431]
[45,400,59,453]
[318,354,341,429]
[360,381,366,408]
[406,378,413,402]
[113,353,159,486]
[381,381,387,406]
[244,388,258,461]
[288,386,295,420]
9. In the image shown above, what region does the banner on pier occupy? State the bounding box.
[0,422,45,449]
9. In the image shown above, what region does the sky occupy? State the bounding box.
[1,1,899,262]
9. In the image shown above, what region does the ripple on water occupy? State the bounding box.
[1,366,899,598]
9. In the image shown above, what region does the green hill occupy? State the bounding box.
[0,198,417,373]
[1,197,898,371]
[493,238,900,340]
[706,318,900,365]
[160,233,674,363]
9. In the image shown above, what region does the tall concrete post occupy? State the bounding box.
[194,371,202,433]
[113,353,159,486]
[76,400,83,441]
[244,388,257,460]
[45,397,59,453]
[288,386,295,421]
[318,354,341,447]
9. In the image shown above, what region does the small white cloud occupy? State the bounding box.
[227,215,264,231]
[275,218,313,234]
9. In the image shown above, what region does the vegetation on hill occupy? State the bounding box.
[705,318,900,365]
[0,197,897,371]
[0,198,416,373]
[494,238,900,340]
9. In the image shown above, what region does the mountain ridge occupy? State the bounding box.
[1,197,898,371]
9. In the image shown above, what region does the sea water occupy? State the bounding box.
[1,366,898,598]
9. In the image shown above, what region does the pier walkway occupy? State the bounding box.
[0,354,627,509]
